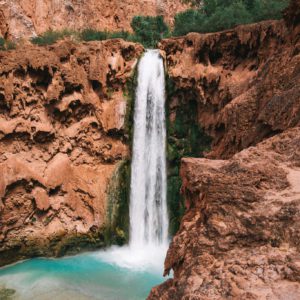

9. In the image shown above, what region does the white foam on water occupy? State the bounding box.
[94,243,169,274]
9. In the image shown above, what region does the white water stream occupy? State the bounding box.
[130,49,168,247]
[94,49,169,273]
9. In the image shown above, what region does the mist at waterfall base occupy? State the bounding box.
[0,50,169,299]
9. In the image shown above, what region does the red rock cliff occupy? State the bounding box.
[0,39,143,266]
[160,5,299,159]
[0,0,189,40]
[149,0,300,299]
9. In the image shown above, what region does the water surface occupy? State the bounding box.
[0,246,168,300]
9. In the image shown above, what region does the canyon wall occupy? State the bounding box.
[0,39,143,266]
[160,17,299,160]
[0,0,189,40]
[149,0,300,299]
[0,1,299,298]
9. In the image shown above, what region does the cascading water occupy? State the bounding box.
[130,49,168,248]
[92,50,169,272]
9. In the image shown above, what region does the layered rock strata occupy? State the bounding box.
[0,39,143,266]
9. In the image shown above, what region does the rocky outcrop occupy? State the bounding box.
[0,0,189,40]
[0,39,143,266]
[149,127,300,300]
[160,4,300,159]
[149,0,300,299]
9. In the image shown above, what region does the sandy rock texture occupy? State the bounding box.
[149,0,300,299]
[160,2,300,159]
[0,0,189,40]
[0,39,143,266]
[149,127,300,300]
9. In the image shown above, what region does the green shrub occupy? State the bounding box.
[30,16,170,48]
[174,0,289,36]
[206,2,252,32]
[80,29,132,42]
[0,38,4,49]
[250,0,289,22]
[109,31,132,40]
[0,38,16,50]
[80,29,109,41]
[79,16,169,47]
[5,40,16,50]
[173,9,207,36]
[31,29,75,45]
[130,16,169,48]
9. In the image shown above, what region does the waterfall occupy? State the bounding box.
[129,49,168,248]
[95,50,169,273]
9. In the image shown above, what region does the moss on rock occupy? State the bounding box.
[165,76,212,235]
[106,160,131,245]
[104,56,139,246]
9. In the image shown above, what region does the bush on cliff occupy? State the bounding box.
[174,0,289,36]
[130,16,169,48]
[31,16,169,48]
[80,29,131,42]
[0,38,16,50]
[31,29,76,45]
[0,38,4,49]
[81,16,169,48]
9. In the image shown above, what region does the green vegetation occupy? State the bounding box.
[130,16,169,48]
[5,41,16,50]
[0,38,4,49]
[81,16,169,47]
[166,77,212,235]
[0,38,16,50]
[30,16,169,48]
[174,0,289,36]
[80,29,131,42]
[29,1,288,47]
[106,160,131,246]
[104,64,137,246]
[31,29,76,45]
[123,68,137,144]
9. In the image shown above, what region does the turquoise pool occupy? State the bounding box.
[0,246,168,300]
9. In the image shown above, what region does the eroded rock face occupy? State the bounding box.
[149,127,300,300]
[160,8,300,159]
[0,0,189,39]
[149,1,300,299]
[0,39,143,266]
